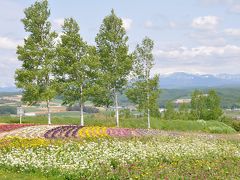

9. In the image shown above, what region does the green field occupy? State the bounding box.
[0,114,236,134]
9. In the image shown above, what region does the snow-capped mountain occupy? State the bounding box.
[216,74,240,80]
[1,73,240,91]
[160,72,240,89]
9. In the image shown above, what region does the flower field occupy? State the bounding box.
[0,124,34,133]
[0,124,165,139]
[0,124,239,179]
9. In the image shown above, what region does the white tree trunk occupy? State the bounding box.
[147,91,151,129]
[47,100,51,125]
[19,114,22,124]
[80,102,84,126]
[147,108,150,129]
[114,90,119,127]
[80,85,84,126]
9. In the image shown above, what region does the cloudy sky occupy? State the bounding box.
[0,0,240,87]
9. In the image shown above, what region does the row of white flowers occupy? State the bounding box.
[0,136,239,174]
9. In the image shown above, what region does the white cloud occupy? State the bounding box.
[53,18,65,28]
[152,44,240,74]
[144,21,154,28]
[224,28,240,36]
[122,18,133,31]
[144,20,176,30]
[0,36,22,50]
[191,16,219,30]
[198,37,226,46]
[0,56,21,87]
[169,21,177,28]
[189,31,226,46]
[154,45,240,60]
[230,4,240,13]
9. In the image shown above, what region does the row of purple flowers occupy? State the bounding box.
[44,125,83,139]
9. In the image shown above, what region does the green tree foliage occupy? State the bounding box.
[191,89,223,120]
[177,103,190,120]
[15,0,57,124]
[95,9,133,127]
[191,90,207,120]
[164,101,176,120]
[126,75,160,117]
[55,18,99,126]
[90,81,113,108]
[206,89,223,120]
[126,37,160,128]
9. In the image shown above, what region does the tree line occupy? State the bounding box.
[164,89,223,121]
[15,0,160,128]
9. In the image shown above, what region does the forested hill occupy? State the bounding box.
[158,88,240,108]
[119,88,240,108]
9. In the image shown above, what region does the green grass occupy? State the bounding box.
[51,111,83,117]
[24,106,41,113]
[0,114,236,134]
[0,169,60,180]
[153,119,236,133]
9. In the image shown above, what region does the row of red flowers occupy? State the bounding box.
[0,124,34,133]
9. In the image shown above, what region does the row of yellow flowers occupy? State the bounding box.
[78,126,109,138]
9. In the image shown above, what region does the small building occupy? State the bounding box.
[159,108,166,113]
[235,116,240,120]
[24,112,36,116]
[1,95,22,102]
[174,98,191,104]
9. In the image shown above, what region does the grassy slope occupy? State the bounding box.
[0,114,236,134]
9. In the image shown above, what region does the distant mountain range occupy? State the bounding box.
[1,72,240,91]
[0,87,19,93]
[160,72,240,89]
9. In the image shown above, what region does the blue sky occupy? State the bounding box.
[1,0,240,87]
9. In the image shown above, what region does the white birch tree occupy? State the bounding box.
[95,10,133,127]
[56,18,99,126]
[15,0,57,125]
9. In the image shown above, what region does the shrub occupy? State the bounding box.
[205,121,236,133]
[197,119,207,125]
[219,116,240,132]
[232,121,240,132]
